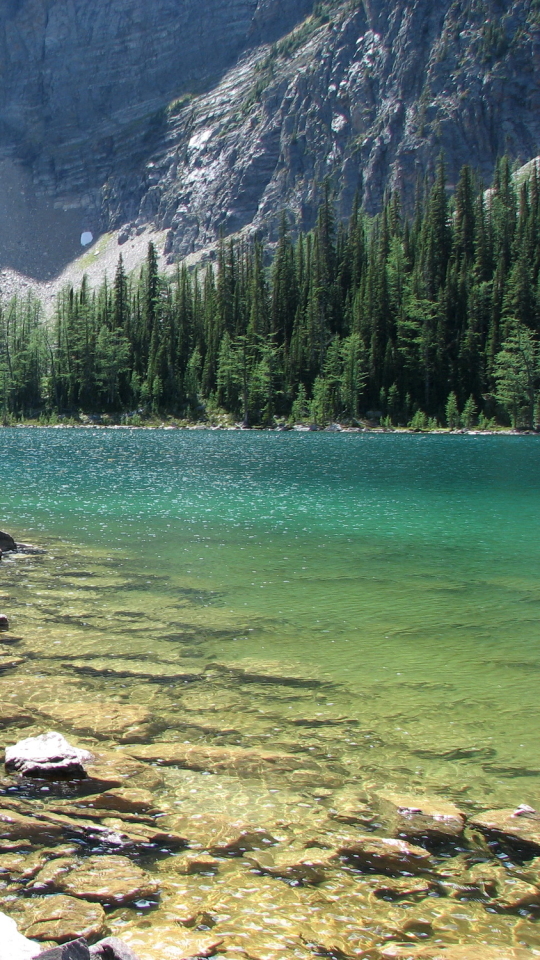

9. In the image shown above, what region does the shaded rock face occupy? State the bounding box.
[1,0,540,277]
[0,0,312,278]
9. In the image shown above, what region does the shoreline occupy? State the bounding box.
[0,420,537,436]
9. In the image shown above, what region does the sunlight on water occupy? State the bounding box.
[1,429,540,956]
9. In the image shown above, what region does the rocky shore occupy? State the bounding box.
[1,532,540,959]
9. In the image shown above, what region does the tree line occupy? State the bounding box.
[1,157,540,429]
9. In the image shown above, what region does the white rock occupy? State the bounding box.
[0,912,41,960]
[5,731,94,777]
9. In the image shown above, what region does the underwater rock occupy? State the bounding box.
[0,532,16,553]
[0,807,65,843]
[22,895,106,944]
[380,944,534,959]
[245,848,333,884]
[171,853,221,875]
[166,813,277,855]
[0,616,8,631]
[5,733,93,779]
[0,911,41,960]
[0,701,34,728]
[464,862,540,909]
[469,806,540,853]
[67,788,157,816]
[126,740,319,779]
[83,750,163,793]
[337,834,433,874]
[38,702,161,744]
[32,854,158,906]
[374,791,466,840]
[65,659,203,683]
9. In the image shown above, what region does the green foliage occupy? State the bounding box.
[3,159,540,430]
[445,391,460,429]
[494,320,540,427]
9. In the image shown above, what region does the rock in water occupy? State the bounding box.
[89,938,142,959]
[36,940,90,960]
[5,732,94,778]
[0,532,16,553]
[0,911,41,960]
[0,616,8,631]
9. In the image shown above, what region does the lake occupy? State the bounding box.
[1,428,539,957]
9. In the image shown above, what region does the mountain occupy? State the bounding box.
[0,0,539,282]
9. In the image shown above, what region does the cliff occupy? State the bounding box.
[0,0,539,280]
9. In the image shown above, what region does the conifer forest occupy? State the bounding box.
[2,159,540,430]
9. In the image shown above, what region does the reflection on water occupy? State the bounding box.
[0,429,539,956]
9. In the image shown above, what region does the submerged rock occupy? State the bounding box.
[337,834,433,874]
[469,806,540,853]
[38,702,161,744]
[166,813,277,856]
[126,741,319,779]
[380,945,534,959]
[375,791,466,840]
[32,854,158,906]
[464,862,540,909]
[0,616,8,631]
[22,896,106,944]
[245,848,333,884]
[0,911,41,960]
[5,733,93,779]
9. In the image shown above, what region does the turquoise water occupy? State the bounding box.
[1,428,540,806]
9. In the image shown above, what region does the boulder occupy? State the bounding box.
[0,532,16,553]
[22,896,106,944]
[32,854,159,906]
[5,733,93,779]
[469,805,540,853]
[37,940,90,959]
[89,939,141,960]
[374,791,466,840]
[0,911,41,960]
[337,834,433,874]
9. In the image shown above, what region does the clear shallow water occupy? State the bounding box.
[2,428,540,957]
[1,428,540,802]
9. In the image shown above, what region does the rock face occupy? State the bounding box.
[5,733,94,779]
[0,0,539,279]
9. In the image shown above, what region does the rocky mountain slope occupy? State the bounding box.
[0,0,539,282]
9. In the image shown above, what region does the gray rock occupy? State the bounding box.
[37,941,90,960]
[89,938,141,960]
[0,1,539,282]
[5,732,94,779]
